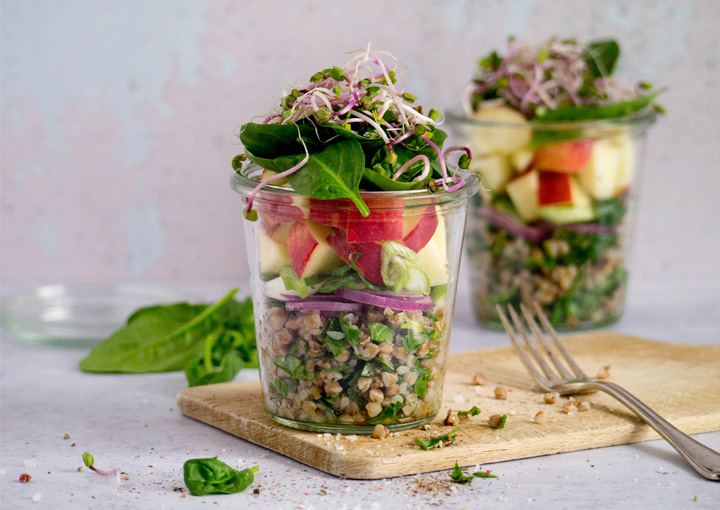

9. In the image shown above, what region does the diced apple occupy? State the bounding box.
[467,106,532,155]
[612,134,636,193]
[346,197,404,243]
[577,139,620,199]
[416,218,448,287]
[402,205,439,252]
[327,230,384,286]
[256,194,305,223]
[471,154,512,192]
[537,177,596,223]
[533,140,594,173]
[287,220,344,279]
[506,169,540,222]
[538,171,573,206]
[259,229,291,276]
[509,149,534,172]
[261,168,289,186]
[308,198,349,230]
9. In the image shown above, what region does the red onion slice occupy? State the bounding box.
[285,300,362,313]
[280,293,347,301]
[478,206,553,242]
[337,287,433,311]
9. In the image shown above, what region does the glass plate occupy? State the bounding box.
[0,284,204,347]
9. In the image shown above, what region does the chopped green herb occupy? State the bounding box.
[414,427,459,450]
[457,406,481,418]
[450,462,475,483]
[368,322,395,343]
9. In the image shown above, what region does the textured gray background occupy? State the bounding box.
[2,0,719,287]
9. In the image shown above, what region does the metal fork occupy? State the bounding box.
[497,302,720,481]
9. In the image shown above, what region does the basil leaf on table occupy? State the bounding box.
[183,457,258,496]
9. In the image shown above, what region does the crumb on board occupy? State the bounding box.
[494,386,507,400]
[471,371,487,385]
[596,365,611,379]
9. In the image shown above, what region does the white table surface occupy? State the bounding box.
[1,278,719,509]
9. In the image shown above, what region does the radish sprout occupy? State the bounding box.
[236,43,472,217]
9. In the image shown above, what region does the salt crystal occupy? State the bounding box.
[25,459,37,468]
[453,394,467,403]
[32,494,42,502]
[346,435,358,442]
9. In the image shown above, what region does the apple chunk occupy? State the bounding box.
[533,140,593,173]
[287,220,344,279]
[416,218,448,287]
[471,154,513,192]
[506,169,540,222]
[327,230,384,286]
[308,198,349,230]
[346,197,404,243]
[538,171,573,206]
[259,229,291,276]
[612,134,636,193]
[467,106,532,155]
[537,177,596,223]
[578,139,620,199]
[402,205,438,253]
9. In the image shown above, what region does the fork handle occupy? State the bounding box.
[586,380,720,481]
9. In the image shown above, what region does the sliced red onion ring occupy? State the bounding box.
[556,222,618,234]
[337,287,433,311]
[280,293,347,301]
[478,206,553,243]
[285,300,362,313]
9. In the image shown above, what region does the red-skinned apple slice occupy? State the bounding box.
[533,140,593,173]
[402,205,438,252]
[287,220,344,279]
[308,198,350,229]
[327,229,384,286]
[538,171,573,206]
[346,196,404,243]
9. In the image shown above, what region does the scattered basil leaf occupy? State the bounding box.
[368,322,395,343]
[367,401,404,425]
[414,427,459,450]
[450,462,475,483]
[473,471,498,479]
[457,406,481,417]
[183,457,258,496]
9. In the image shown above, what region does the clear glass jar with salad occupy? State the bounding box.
[231,45,478,433]
[448,38,661,331]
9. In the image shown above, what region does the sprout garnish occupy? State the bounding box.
[235,43,472,219]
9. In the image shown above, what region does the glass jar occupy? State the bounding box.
[448,108,656,331]
[231,163,478,433]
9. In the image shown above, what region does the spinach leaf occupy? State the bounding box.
[403,331,430,353]
[319,318,346,357]
[412,363,432,397]
[368,322,394,343]
[185,350,245,387]
[535,94,657,123]
[451,462,475,483]
[271,378,290,398]
[457,406,481,418]
[239,123,323,159]
[414,427,459,450]
[584,39,620,78]
[79,289,241,373]
[284,139,369,216]
[274,354,315,381]
[339,313,360,345]
[367,401,404,425]
[183,457,258,496]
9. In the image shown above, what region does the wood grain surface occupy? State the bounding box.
[176,332,720,479]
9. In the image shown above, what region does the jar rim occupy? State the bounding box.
[230,162,479,204]
[445,105,657,132]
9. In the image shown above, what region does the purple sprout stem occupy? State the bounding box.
[392,154,431,181]
[421,134,449,189]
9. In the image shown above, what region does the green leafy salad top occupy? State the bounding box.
[234,44,472,220]
[464,37,664,122]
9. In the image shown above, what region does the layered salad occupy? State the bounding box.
[233,45,475,430]
[459,37,661,329]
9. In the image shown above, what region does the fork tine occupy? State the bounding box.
[496,305,550,390]
[519,303,575,380]
[531,301,588,379]
[506,304,558,381]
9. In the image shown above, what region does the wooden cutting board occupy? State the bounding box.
[176,332,720,479]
